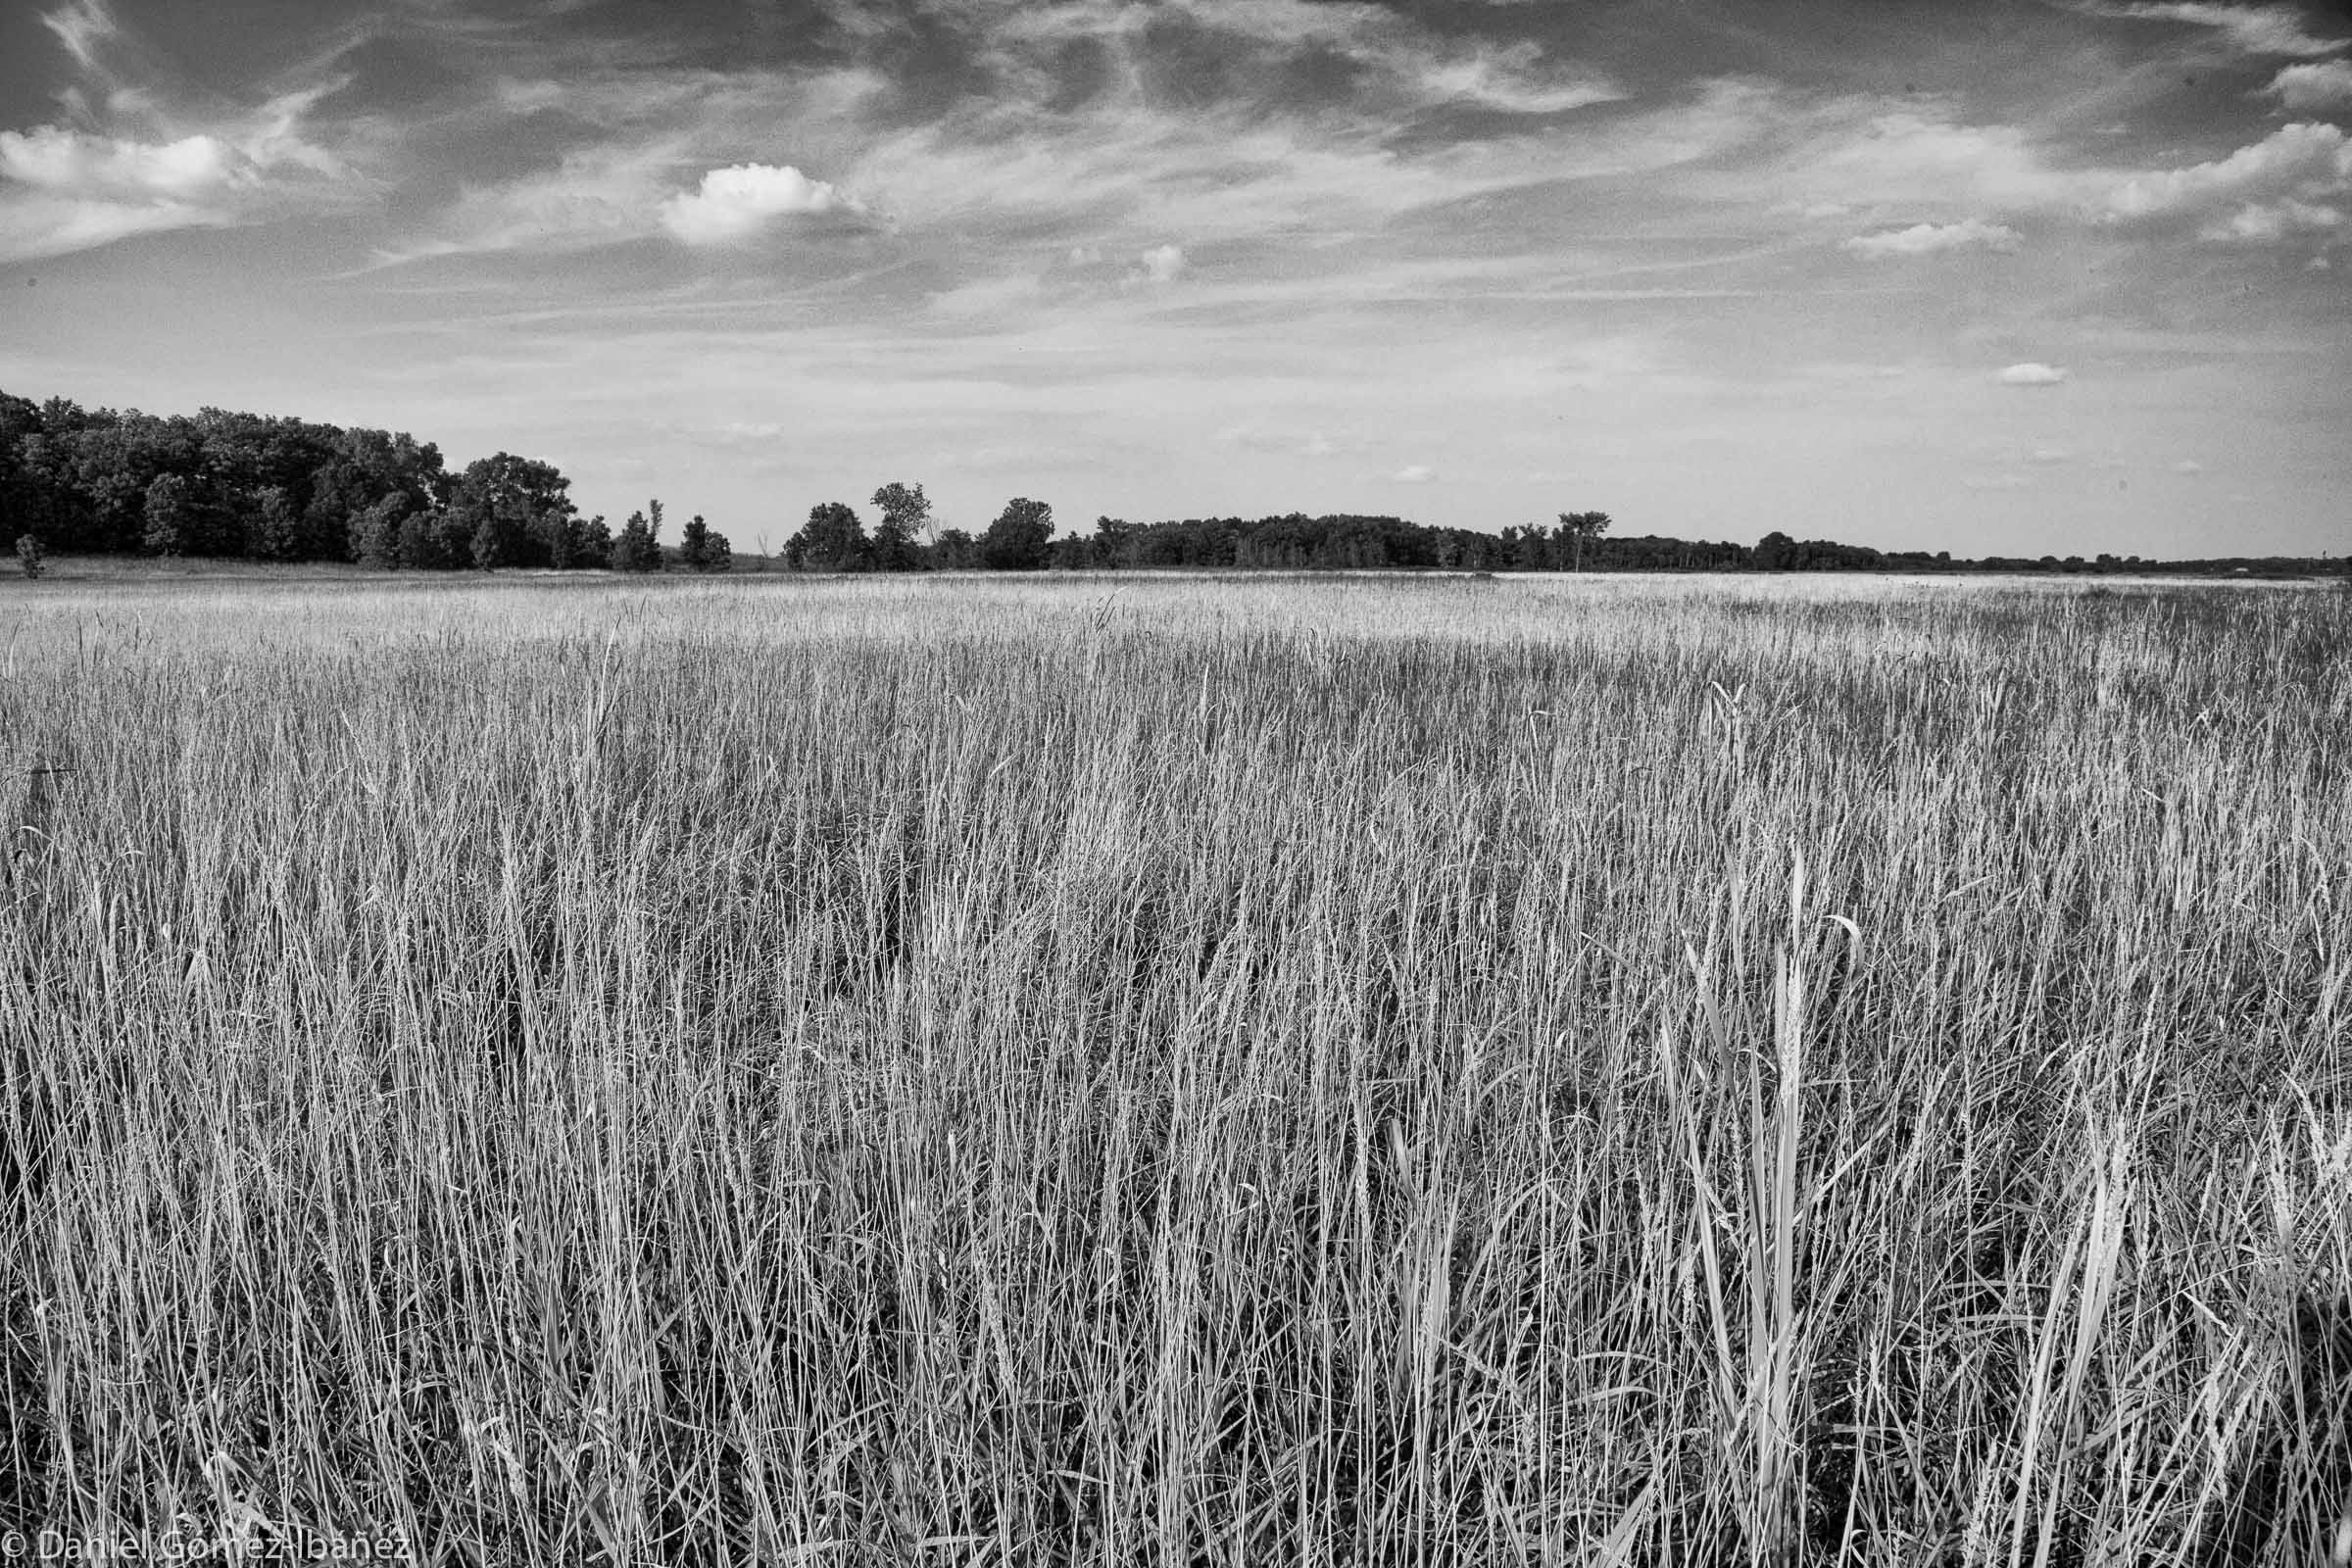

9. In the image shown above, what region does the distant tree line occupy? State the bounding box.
[784,499,1649,573]
[0,389,729,572]
[781,500,2336,579]
[6,387,2335,581]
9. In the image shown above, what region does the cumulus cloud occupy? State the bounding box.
[1392,464,1437,483]
[1136,243,1186,283]
[2095,121,2352,243]
[2028,447,2075,464]
[2084,3,2348,58]
[659,163,856,246]
[2172,458,2205,474]
[2208,198,2344,240]
[1842,218,2021,259]
[2269,59,2352,111]
[1998,363,2070,386]
[2104,122,2351,220]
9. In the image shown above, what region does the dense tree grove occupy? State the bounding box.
[4,388,2334,580]
[0,389,727,572]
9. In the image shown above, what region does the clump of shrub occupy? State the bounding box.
[14,535,42,579]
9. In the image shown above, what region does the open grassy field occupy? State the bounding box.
[2,572,2347,1564]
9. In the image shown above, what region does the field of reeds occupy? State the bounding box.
[2,570,2347,1565]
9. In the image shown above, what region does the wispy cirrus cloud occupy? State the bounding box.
[1757,91,2352,258]
[2079,3,2348,59]
[369,0,1652,272]
[975,0,1621,120]
[1764,106,2092,217]
[40,0,117,77]
[0,2,359,262]
[373,136,682,263]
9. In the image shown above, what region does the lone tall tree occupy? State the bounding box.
[981,497,1054,570]
[1559,510,1612,572]
[869,481,931,572]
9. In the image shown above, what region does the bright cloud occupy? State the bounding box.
[0,0,352,265]
[0,127,247,201]
[2105,122,2350,219]
[1782,106,2352,254]
[2097,121,2352,243]
[1841,218,2021,259]
[2208,198,2344,240]
[1392,464,1437,483]
[2269,59,2352,110]
[0,113,348,264]
[1999,363,2070,385]
[659,164,856,246]
[1137,243,1186,283]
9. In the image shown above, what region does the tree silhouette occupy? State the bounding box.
[612,510,661,572]
[1559,510,1612,572]
[788,502,869,572]
[982,497,1054,570]
[869,482,931,572]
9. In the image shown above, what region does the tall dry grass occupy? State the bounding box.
[1,572,2347,1564]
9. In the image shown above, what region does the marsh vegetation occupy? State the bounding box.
[2,573,2346,1564]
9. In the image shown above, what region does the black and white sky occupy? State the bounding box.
[3,0,2349,555]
